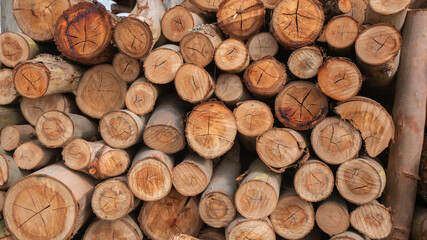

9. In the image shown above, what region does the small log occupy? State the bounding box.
[144,44,183,84]
[235,159,281,219]
[320,0,352,20]
[324,16,359,55]
[175,63,215,103]
[112,52,141,83]
[20,94,76,126]
[0,124,36,151]
[411,206,427,240]
[335,96,395,157]
[344,0,368,25]
[246,32,279,61]
[336,157,386,205]
[350,201,392,239]
[180,24,223,68]
[170,234,200,240]
[275,81,328,131]
[83,216,144,240]
[217,0,265,40]
[287,46,324,80]
[0,32,39,68]
[172,153,213,196]
[125,77,159,115]
[186,101,237,159]
[294,160,334,202]
[75,64,127,119]
[261,0,281,9]
[91,176,140,221]
[13,54,84,99]
[234,100,274,150]
[111,3,132,13]
[226,215,276,240]
[63,139,131,179]
[311,117,362,165]
[199,143,240,228]
[198,228,225,240]
[55,2,115,65]
[138,188,202,240]
[114,0,166,59]
[127,147,174,201]
[161,6,205,42]
[214,73,250,107]
[317,58,362,101]
[0,153,28,190]
[243,56,287,99]
[0,69,18,105]
[270,189,315,239]
[188,0,222,12]
[256,128,308,173]
[366,0,410,31]
[13,141,59,170]
[355,24,401,88]
[214,38,250,73]
[0,107,26,131]
[36,111,98,148]
[99,109,148,149]
[315,193,350,236]
[271,0,324,48]
[143,95,186,154]
[330,231,365,240]
[3,163,96,240]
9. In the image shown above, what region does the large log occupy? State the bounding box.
[0,153,28,190]
[383,9,427,240]
[83,216,144,240]
[161,5,205,42]
[144,44,183,84]
[214,38,250,73]
[0,124,35,151]
[246,32,279,61]
[225,215,276,240]
[0,69,18,105]
[315,193,350,236]
[287,46,323,80]
[350,201,392,239]
[13,141,59,170]
[366,0,410,31]
[294,160,334,202]
[112,52,141,83]
[125,78,159,115]
[214,74,250,107]
[0,32,39,68]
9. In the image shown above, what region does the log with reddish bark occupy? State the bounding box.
[0,69,18,105]
[0,124,36,151]
[83,216,144,240]
[161,6,205,42]
[0,32,39,68]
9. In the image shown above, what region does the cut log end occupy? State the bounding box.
[62,139,91,171]
[325,16,359,52]
[143,125,186,155]
[112,53,141,83]
[114,17,153,59]
[226,217,276,240]
[294,160,334,202]
[198,228,226,240]
[125,79,158,115]
[369,0,410,16]
[199,192,236,228]
[180,32,215,68]
[247,32,279,61]
[13,61,49,99]
[235,180,278,219]
[215,39,249,73]
[144,45,183,84]
[0,69,18,105]
[287,46,323,79]
[175,64,214,103]
[36,110,74,148]
[0,125,36,151]
[97,150,130,178]
[189,0,222,12]
[234,100,274,138]
[330,231,365,240]
[350,203,392,239]
[161,6,198,42]
[83,217,143,240]
[315,196,350,236]
[14,141,57,170]
[0,32,36,68]
[214,74,248,106]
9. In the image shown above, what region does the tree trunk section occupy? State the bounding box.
[214,73,250,107]
[324,16,358,55]
[226,215,276,240]
[144,44,183,84]
[287,46,323,80]
[198,228,225,240]
[411,206,427,240]
[83,216,144,240]
[366,0,410,31]
[0,153,29,190]
[13,141,59,170]
[189,0,222,12]
[214,38,250,73]
[247,32,279,61]
[0,107,26,131]
[0,32,39,68]
[330,231,365,240]
[161,5,205,42]
[175,63,215,104]
[125,77,159,115]
[344,0,368,25]
[0,69,18,105]
[170,234,200,240]
[0,125,35,151]
[315,193,350,236]
[350,201,392,239]
[112,52,141,83]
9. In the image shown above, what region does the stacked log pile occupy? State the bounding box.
[0,0,425,240]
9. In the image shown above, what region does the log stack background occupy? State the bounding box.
[0,0,426,240]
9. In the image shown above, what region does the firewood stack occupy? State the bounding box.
[0,0,426,240]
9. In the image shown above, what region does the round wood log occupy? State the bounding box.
[127,147,174,201]
[3,163,96,240]
[287,46,323,80]
[294,160,334,202]
[99,110,148,149]
[91,176,140,221]
[366,0,410,31]
[318,57,362,101]
[0,69,19,105]
[172,153,213,196]
[270,190,315,239]
[111,3,132,14]
[235,159,281,219]
[198,228,225,240]
[217,0,265,40]
[0,125,36,151]
[0,191,5,214]
[83,216,144,240]
[161,6,205,42]
[411,206,427,240]
[170,234,199,240]
[311,117,362,165]
[335,96,394,157]
[144,44,183,84]
[0,32,39,68]
[13,141,59,170]
[13,54,84,99]
[324,16,359,55]
[336,157,386,205]
[0,153,28,190]
[214,38,250,73]
[36,111,98,148]
[12,0,79,41]
[126,78,159,115]
[243,56,287,99]
[261,0,281,9]
[186,101,237,159]
[199,143,240,228]
[226,215,276,240]
[321,0,352,20]
[55,2,115,65]
[271,0,325,48]
[188,0,222,12]
[256,128,308,173]
[138,188,202,240]
[350,201,392,239]
[75,64,127,119]
[344,0,368,25]
[143,95,186,154]
[355,24,401,88]
[0,107,26,131]
[247,32,279,61]
[112,52,141,83]
[315,194,350,236]
[214,73,250,107]
[180,24,223,68]
[330,231,365,240]
[20,94,75,126]
[114,0,166,59]
[174,63,215,104]
[275,81,328,131]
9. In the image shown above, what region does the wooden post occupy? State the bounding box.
[315,193,350,236]
[0,153,29,190]
[324,16,359,55]
[350,201,392,239]
[83,216,144,240]
[125,78,160,115]
[214,39,250,73]
[0,125,36,151]
[226,215,276,240]
[287,46,324,80]
[112,52,141,83]
[161,5,205,42]
[13,141,59,170]
[246,32,279,61]
[0,69,18,106]
[214,74,250,107]
[144,44,183,84]
[294,160,334,202]
[366,0,410,31]
[0,32,39,68]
